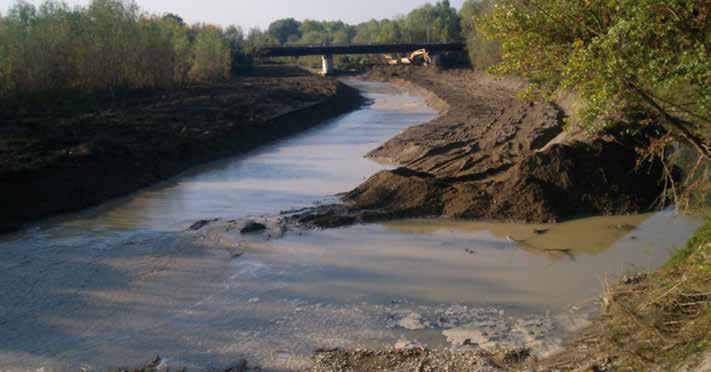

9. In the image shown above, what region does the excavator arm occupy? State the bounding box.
[382,49,431,66]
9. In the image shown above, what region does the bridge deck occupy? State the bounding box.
[258,42,465,57]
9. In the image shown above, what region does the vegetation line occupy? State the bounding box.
[0,0,245,109]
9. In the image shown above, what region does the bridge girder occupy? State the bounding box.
[258,42,464,58]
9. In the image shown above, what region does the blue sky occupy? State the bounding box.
[0,0,467,30]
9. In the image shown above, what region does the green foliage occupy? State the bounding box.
[301,29,327,45]
[374,19,402,44]
[460,0,500,69]
[401,0,462,43]
[224,25,251,73]
[160,16,192,82]
[669,217,711,268]
[244,27,278,53]
[481,0,711,148]
[268,18,300,45]
[0,0,238,104]
[259,1,462,67]
[262,0,461,48]
[0,11,14,94]
[189,24,232,82]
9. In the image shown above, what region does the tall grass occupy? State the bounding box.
[0,0,234,104]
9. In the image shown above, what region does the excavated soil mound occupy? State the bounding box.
[292,67,666,226]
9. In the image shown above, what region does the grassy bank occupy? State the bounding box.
[606,217,711,370]
[537,217,711,370]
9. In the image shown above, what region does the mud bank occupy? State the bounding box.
[0,66,365,233]
[292,66,667,227]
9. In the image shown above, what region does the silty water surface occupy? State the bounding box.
[0,80,700,371]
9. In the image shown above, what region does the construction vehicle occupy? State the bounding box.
[383,49,432,66]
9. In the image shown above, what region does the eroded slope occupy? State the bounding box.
[295,67,666,226]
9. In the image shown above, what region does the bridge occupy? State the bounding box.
[258,42,465,75]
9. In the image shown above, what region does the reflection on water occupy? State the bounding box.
[0,81,440,371]
[237,211,699,313]
[384,214,653,257]
[0,81,702,371]
[45,80,436,233]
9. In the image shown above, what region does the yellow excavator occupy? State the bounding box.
[384,49,432,66]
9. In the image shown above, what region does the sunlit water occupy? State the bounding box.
[0,81,701,371]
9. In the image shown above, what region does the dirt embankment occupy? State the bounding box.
[0,66,365,233]
[293,66,667,227]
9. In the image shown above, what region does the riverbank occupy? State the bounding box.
[308,218,711,371]
[2,67,703,371]
[291,66,668,228]
[534,217,711,371]
[0,66,365,233]
[0,79,441,372]
[298,67,710,371]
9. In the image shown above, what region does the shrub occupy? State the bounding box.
[189,24,232,82]
[481,0,710,154]
[460,0,501,70]
[0,0,236,105]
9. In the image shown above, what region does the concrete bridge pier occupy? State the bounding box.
[321,54,334,76]
[430,53,442,67]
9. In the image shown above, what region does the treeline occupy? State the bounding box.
[260,0,461,46]
[0,0,505,103]
[0,0,249,103]
[251,0,500,69]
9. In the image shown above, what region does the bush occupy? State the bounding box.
[0,13,13,95]
[189,24,232,82]
[466,31,500,70]
[481,0,711,152]
[0,0,236,104]
[460,0,501,70]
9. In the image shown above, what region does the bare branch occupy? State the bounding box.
[629,83,711,160]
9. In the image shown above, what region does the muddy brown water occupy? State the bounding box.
[0,81,701,371]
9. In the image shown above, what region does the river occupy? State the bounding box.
[0,81,701,371]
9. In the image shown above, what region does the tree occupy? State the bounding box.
[331,29,351,45]
[0,11,12,95]
[224,25,244,46]
[224,25,251,72]
[432,0,461,42]
[7,0,36,27]
[482,0,710,161]
[377,19,402,43]
[244,27,277,53]
[0,0,235,103]
[299,19,324,35]
[459,0,500,69]
[322,21,353,44]
[189,24,231,82]
[159,16,191,83]
[405,4,436,42]
[353,19,380,44]
[459,0,482,35]
[301,30,326,45]
[162,13,184,26]
[400,1,461,43]
[267,18,300,45]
